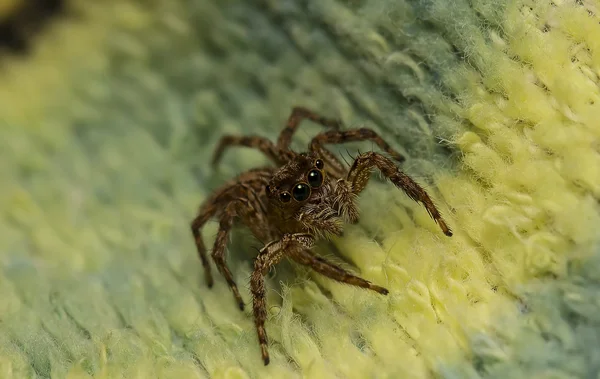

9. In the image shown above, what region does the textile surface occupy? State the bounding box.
[1,1,599,378]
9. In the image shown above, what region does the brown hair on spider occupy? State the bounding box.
[191,107,453,366]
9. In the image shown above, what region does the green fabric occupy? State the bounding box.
[1,0,599,378]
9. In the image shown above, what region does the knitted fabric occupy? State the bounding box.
[1,0,599,378]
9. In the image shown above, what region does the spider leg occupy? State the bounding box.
[346,151,452,236]
[291,249,388,294]
[191,169,273,290]
[211,135,294,167]
[310,128,405,163]
[277,107,342,150]
[233,167,274,187]
[251,233,315,365]
[191,208,216,287]
[212,191,269,311]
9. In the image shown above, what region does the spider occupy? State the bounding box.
[191,107,452,365]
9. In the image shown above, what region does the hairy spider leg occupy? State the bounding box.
[212,106,342,168]
[277,107,347,178]
[310,128,406,164]
[212,193,268,310]
[211,135,287,167]
[251,233,315,365]
[191,168,274,290]
[277,106,342,150]
[291,249,389,294]
[191,209,215,287]
[347,151,453,236]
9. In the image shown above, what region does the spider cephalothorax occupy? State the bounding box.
[191,107,452,365]
[265,153,347,238]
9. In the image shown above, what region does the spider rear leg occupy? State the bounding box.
[251,233,315,365]
[212,196,267,310]
[277,106,342,150]
[291,249,389,295]
[310,128,405,163]
[191,211,214,288]
[347,151,452,236]
[212,135,292,167]
[191,174,272,289]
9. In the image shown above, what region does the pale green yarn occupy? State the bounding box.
[1,0,600,378]
[441,246,600,379]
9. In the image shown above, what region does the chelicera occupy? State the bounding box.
[191,107,452,365]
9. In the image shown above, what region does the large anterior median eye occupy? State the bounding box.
[292,183,311,201]
[307,169,323,188]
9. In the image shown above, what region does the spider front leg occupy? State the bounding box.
[251,233,315,365]
[347,151,453,236]
[291,249,389,295]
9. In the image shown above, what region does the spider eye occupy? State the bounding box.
[307,169,323,188]
[280,192,291,203]
[315,159,324,169]
[265,185,271,193]
[279,192,292,203]
[292,183,311,202]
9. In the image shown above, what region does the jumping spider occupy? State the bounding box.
[191,107,452,365]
